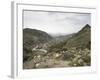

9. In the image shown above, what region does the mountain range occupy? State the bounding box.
[23,24,91,68]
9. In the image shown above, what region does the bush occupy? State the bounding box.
[61,51,74,60]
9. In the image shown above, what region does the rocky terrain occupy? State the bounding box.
[23,24,91,69]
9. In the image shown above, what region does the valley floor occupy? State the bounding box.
[23,47,91,69]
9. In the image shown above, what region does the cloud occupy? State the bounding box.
[23,10,91,34]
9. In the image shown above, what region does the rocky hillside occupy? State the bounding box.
[23,28,53,48]
[23,28,53,62]
[48,24,91,51]
[64,24,91,49]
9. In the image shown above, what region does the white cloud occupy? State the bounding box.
[23,10,91,35]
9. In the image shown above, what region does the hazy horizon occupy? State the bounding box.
[23,10,91,35]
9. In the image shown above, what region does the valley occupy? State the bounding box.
[23,24,91,69]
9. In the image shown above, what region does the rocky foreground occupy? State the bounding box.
[23,46,90,69]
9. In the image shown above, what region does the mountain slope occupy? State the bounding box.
[47,24,91,53]
[64,24,91,49]
[23,28,53,48]
[23,28,53,62]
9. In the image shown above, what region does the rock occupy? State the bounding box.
[37,55,41,58]
[55,53,61,58]
[73,64,77,66]
[78,59,84,64]
[77,55,81,59]
[35,63,40,67]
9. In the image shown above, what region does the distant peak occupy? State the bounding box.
[81,24,91,30]
[85,24,91,28]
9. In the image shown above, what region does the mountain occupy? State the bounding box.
[23,28,53,48]
[23,28,53,62]
[48,24,91,52]
[64,24,91,49]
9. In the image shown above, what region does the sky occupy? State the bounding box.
[23,10,91,35]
